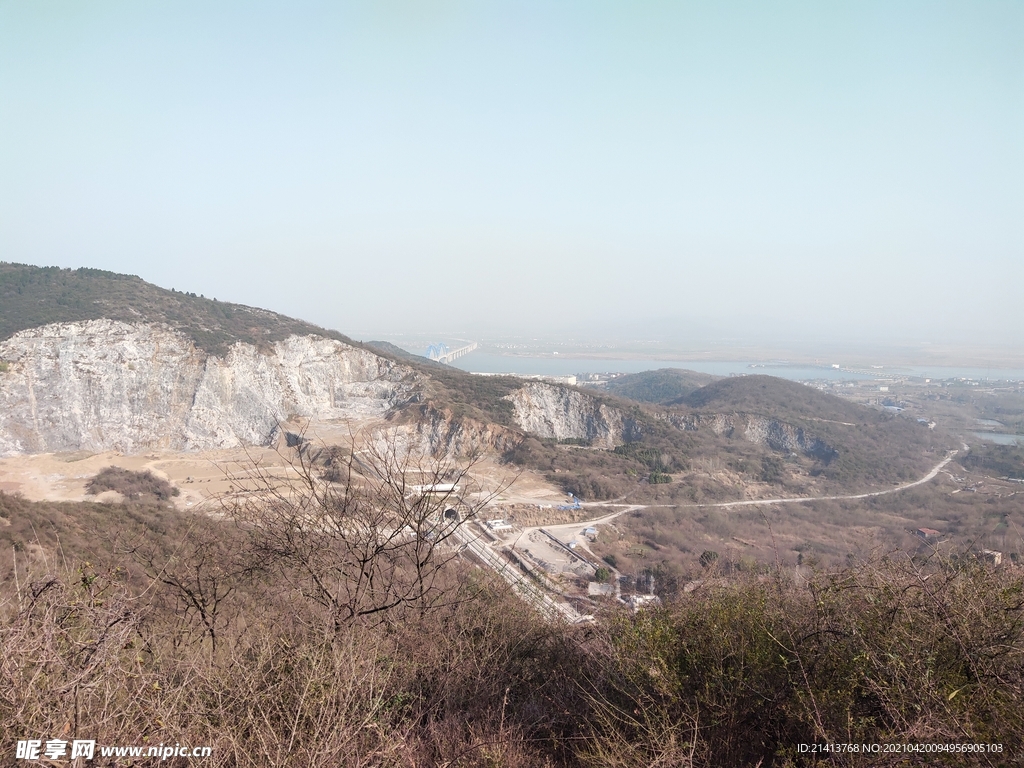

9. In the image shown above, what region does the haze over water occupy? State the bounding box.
[450,352,1024,383]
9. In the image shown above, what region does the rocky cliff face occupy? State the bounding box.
[396,404,522,458]
[0,320,414,455]
[662,412,837,462]
[504,382,642,448]
[0,320,681,459]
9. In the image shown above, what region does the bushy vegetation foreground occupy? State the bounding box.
[86,466,180,501]
[1,494,1022,767]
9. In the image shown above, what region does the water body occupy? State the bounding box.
[451,352,1024,383]
[896,366,1024,381]
[971,432,1024,446]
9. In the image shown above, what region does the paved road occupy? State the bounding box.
[703,450,958,509]
[557,450,960,528]
[463,450,959,621]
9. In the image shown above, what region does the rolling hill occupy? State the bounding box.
[0,262,354,355]
[0,263,953,501]
[599,367,719,404]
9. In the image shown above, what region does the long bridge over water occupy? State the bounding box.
[425,341,478,364]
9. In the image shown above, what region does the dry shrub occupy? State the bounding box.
[581,553,1024,767]
[3,468,1022,767]
[0,563,583,767]
[86,467,179,501]
[0,565,142,743]
[3,547,1022,767]
[1,442,581,767]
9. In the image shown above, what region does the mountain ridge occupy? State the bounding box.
[0,262,358,356]
[0,264,951,500]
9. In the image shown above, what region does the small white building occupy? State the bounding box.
[411,483,461,495]
[626,594,661,612]
[982,550,1003,567]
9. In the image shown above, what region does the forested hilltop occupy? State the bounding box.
[0,263,355,356]
[598,367,720,404]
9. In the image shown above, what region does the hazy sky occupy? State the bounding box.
[1,2,1021,346]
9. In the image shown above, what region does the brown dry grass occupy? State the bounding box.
[2,449,1022,767]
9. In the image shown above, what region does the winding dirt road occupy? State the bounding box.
[467,450,961,623]
[537,449,960,538]
[701,449,958,510]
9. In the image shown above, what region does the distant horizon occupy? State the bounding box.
[5,259,1022,369]
[369,333,1024,372]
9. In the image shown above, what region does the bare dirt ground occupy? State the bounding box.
[0,445,575,519]
[0,446,297,510]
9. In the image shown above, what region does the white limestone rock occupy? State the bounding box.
[504,381,641,448]
[0,320,413,455]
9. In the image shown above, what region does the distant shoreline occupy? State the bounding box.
[374,336,1024,370]
[446,352,1024,382]
[462,349,1024,369]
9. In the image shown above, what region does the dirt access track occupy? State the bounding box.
[0,448,573,514]
[0,447,296,508]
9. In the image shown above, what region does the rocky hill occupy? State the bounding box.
[0,318,413,454]
[0,266,551,457]
[505,381,644,448]
[0,264,951,500]
[0,263,354,355]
